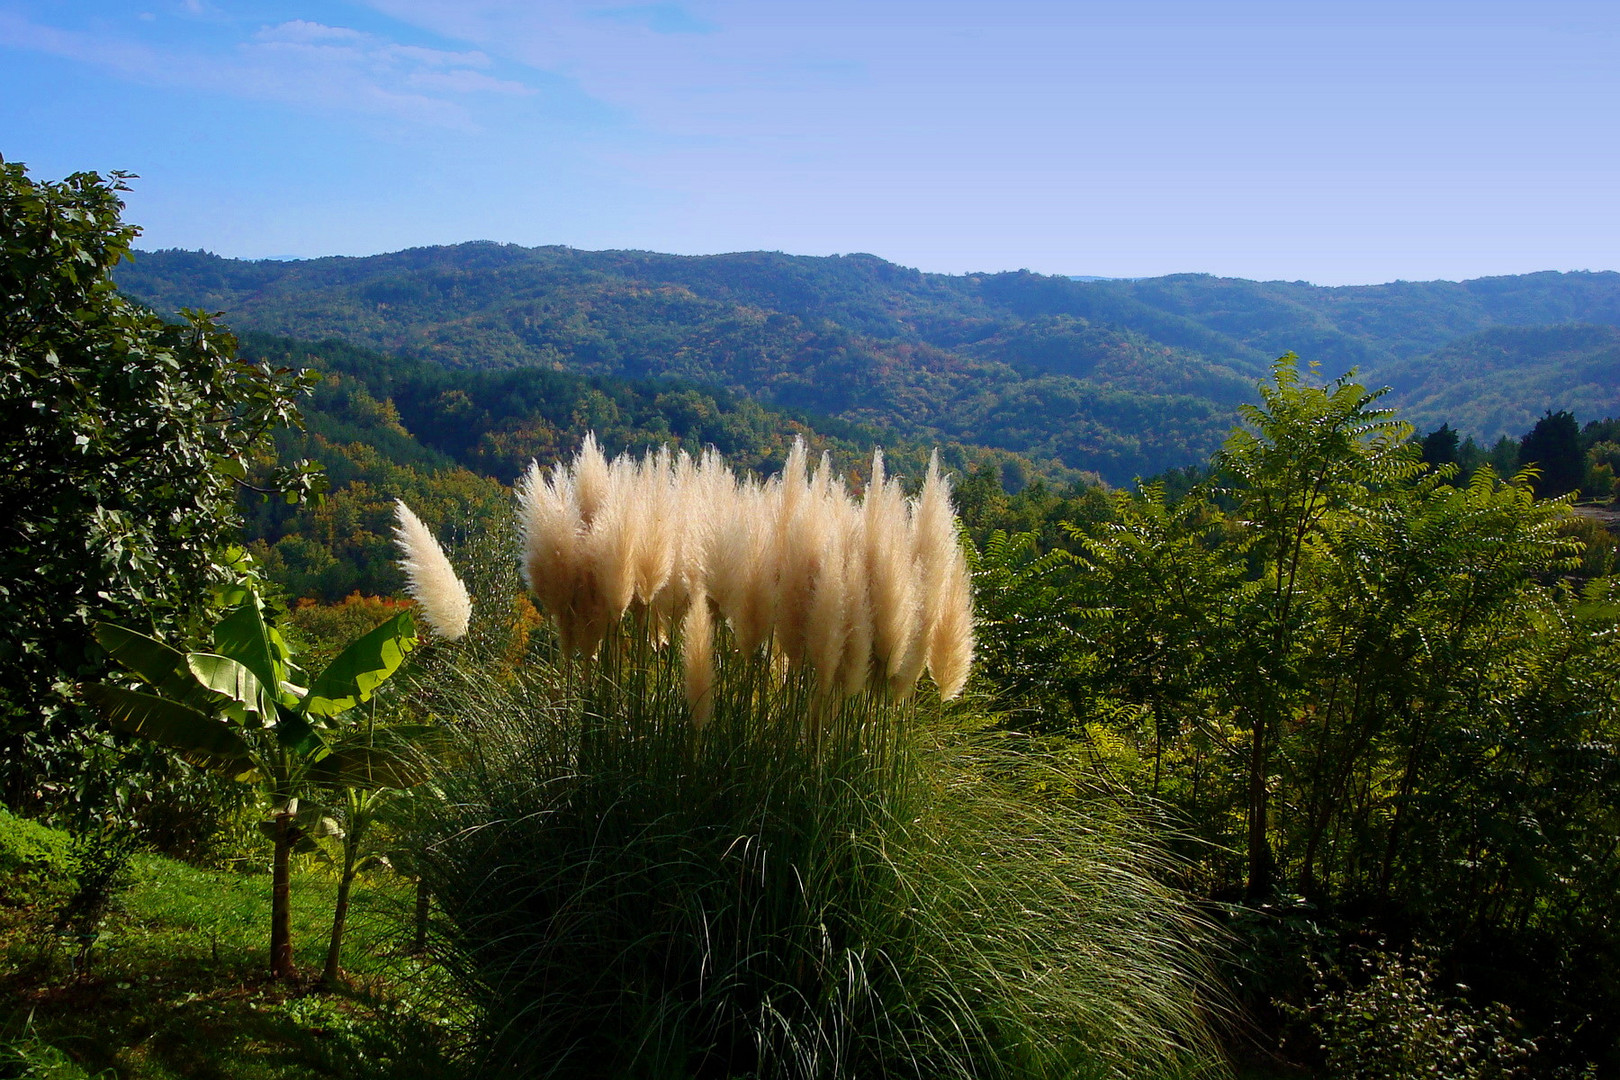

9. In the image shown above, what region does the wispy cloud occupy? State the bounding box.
[588,5,717,35]
[0,10,533,132]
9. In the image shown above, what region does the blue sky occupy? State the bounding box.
[3,1,1616,284]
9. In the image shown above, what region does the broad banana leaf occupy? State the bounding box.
[256,810,343,843]
[212,602,295,708]
[303,612,418,719]
[93,623,186,687]
[272,703,324,756]
[186,652,277,719]
[83,684,255,778]
[310,744,431,789]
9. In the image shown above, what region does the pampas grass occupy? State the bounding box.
[409,643,1224,1080]
[393,500,472,640]
[515,436,974,709]
[400,436,1225,1080]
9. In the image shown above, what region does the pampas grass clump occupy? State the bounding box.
[407,437,1224,1080]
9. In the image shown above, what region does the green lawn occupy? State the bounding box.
[1,824,459,1080]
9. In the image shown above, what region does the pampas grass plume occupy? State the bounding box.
[682,591,715,726]
[393,500,472,640]
[914,452,974,699]
[512,435,972,699]
[517,460,584,653]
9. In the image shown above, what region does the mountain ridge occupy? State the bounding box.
[117,244,1620,480]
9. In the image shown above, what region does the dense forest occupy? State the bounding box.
[8,161,1620,1080]
[235,332,1069,600]
[116,245,1620,483]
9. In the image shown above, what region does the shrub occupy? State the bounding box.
[1303,948,1534,1080]
[407,438,1223,1079]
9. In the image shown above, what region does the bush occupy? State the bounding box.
[1302,948,1534,1080]
[402,439,1224,1079]
[0,808,73,901]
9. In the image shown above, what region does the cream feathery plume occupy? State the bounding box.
[913,451,974,699]
[738,479,781,656]
[517,460,584,653]
[864,449,920,680]
[703,470,750,642]
[708,479,776,655]
[654,449,701,633]
[805,501,850,695]
[588,452,638,623]
[682,591,716,727]
[887,491,929,702]
[775,466,830,665]
[393,500,472,640]
[632,447,676,608]
[927,540,974,700]
[574,432,610,527]
[775,437,809,534]
[839,506,875,698]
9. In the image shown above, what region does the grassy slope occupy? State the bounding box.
[0,812,455,1080]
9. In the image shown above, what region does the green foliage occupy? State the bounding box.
[972,358,1620,1071]
[1,841,459,1080]
[236,333,1068,601]
[0,158,320,817]
[0,1022,110,1080]
[1384,324,1620,444]
[1519,409,1583,497]
[87,587,427,978]
[116,246,1620,483]
[0,808,73,899]
[1300,950,1535,1080]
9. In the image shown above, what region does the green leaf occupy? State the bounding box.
[212,601,292,705]
[303,612,418,719]
[83,684,254,778]
[185,652,276,718]
[272,704,325,757]
[93,622,187,690]
[310,745,431,790]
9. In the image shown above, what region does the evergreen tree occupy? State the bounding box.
[1519,409,1582,496]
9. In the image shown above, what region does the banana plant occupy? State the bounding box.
[84,588,420,979]
[311,719,444,986]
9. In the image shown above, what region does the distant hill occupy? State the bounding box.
[118,246,1620,481]
[1383,324,1620,442]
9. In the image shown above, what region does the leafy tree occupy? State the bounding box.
[1214,358,1421,898]
[974,359,1620,1070]
[1419,423,1460,470]
[0,158,321,812]
[1518,409,1582,497]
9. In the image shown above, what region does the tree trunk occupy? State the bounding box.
[322,836,359,986]
[1245,712,1274,902]
[270,811,296,978]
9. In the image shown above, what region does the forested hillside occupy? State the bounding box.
[236,332,1067,599]
[118,246,1620,481]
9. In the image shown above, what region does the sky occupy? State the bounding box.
[3,1,1617,285]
